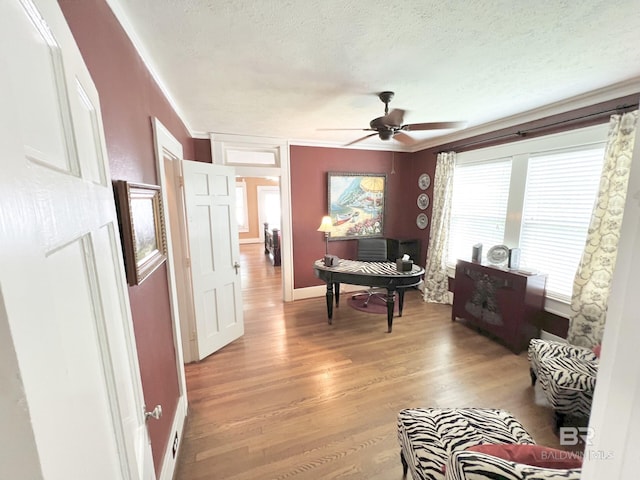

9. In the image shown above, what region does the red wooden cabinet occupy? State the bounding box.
[451,260,547,354]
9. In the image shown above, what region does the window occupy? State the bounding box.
[520,148,604,300]
[235,181,249,232]
[258,186,281,229]
[227,149,278,166]
[448,158,511,265]
[447,124,608,311]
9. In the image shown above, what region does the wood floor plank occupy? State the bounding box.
[175,244,566,479]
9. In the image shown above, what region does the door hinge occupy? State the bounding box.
[185,257,191,268]
[178,175,184,187]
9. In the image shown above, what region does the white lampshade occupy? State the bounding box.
[317,216,333,233]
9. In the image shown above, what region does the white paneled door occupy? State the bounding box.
[182,160,244,359]
[0,1,152,479]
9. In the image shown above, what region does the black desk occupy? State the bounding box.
[313,259,424,332]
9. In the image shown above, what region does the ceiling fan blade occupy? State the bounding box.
[393,132,415,145]
[345,132,378,146]
[381,108,405,127]
[404,121,467,131]
[317,128,375,131]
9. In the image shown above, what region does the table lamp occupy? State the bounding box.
[317,215,336,266]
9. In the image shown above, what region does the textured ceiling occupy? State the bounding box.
[109,0,640,150]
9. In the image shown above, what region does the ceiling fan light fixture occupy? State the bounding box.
[378,130,393,141]
[322,91,467,146]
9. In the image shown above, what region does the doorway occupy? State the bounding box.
[211,133,293,301]
[235,177,283,297]
[258,184,281,242]
[237,177,281,245]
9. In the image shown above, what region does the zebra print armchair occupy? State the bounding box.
[444,450,582,480]
[528,339,599,428]
[397,408,582,480]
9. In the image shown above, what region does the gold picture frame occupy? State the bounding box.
[113,180,167,285]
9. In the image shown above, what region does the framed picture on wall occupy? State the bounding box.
[327,172,386,240]
[113,180,167,285]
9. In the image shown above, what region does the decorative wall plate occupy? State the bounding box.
[416,213,429,229]
[418,173,431,190]
[417,193,430,210]
[487,244,509,265]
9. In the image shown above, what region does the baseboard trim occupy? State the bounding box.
[239,237,261,244]
[159,394,187,480]
[293,284,362,301]
[540,330,566,343]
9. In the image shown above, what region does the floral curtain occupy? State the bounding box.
[423,152,456,303]
[567,110,638,347]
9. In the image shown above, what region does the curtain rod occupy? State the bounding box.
[440,102,639,152]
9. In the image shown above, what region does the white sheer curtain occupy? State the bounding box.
[423,152,456,303]
[568,110,638,347]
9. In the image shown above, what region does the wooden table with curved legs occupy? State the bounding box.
[313,259,424,332]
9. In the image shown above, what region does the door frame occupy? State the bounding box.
[210,133,293,301]
[151,119,188,480]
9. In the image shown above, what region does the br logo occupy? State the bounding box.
[559,426,594,446]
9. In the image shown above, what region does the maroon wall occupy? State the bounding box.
[290,146,431,288]
[59,0,191,474]
[193,137,213,163]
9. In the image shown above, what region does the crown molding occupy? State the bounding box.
[105,0,195,136]
[288,138,411,152]
[191,131,210,140]
[410,78,640,152]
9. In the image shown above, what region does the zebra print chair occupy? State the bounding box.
[444,450,582,480]
[397,408,582,480]
[528,339,599,428]
[397,408,533,480]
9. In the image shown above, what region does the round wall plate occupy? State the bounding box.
[418,173,431,190]
[417,193,430,210]
[416,213,429,229]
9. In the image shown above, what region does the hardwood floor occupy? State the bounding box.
[175,243,563,479]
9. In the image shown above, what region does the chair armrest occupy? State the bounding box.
[529,339,598,363]
[540,357,598,392]
[444,451,582,480]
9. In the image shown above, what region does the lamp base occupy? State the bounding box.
[323,254,339,266]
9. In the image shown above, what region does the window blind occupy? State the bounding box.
[519,146,605,300]
[448,158,512,264]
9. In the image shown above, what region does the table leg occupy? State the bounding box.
[325,282,333,324]
[386,289,396,333]
[398,288,406,317]
[334,282,340,308]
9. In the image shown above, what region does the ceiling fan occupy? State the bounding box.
[322,91,466,146]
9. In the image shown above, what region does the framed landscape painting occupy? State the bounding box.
[327,172,386,240]
[114,180,167,285]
